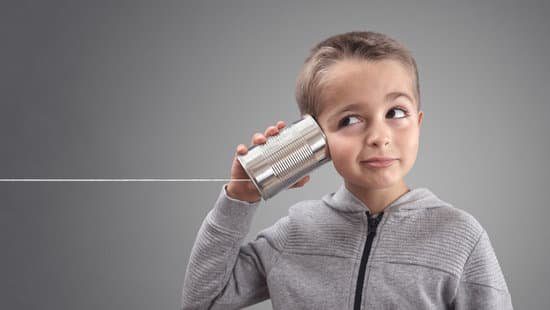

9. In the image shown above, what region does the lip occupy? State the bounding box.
[361,158,396,168]
[364,156,396,162]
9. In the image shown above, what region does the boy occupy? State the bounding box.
[181,31,513,309]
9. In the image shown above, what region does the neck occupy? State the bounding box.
[345,179,410,214]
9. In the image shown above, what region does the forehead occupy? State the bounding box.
[318,58,416,116]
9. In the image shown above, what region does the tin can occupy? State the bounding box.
[237,114,331,200]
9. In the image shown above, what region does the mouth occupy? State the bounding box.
[360,159,396,168]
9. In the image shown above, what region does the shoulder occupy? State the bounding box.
[255,199,330,241]
[429,205,485,238]
[431,203,510,291]
[377,204,486,277]
[402,204,509,291]
[419,204,486,253]
[279,199,359,258]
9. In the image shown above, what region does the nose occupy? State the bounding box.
[364,119,391,148]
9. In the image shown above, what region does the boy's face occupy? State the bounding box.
[316,58,423,191]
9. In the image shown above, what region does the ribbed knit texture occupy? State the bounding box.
[181,184,513,309]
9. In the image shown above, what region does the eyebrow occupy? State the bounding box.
[327,91,414,121]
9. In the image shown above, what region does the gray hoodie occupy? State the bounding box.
[181,183,513,309]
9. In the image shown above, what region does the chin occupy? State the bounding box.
[346,176,400,190]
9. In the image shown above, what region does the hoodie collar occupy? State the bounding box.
[322,183,452,214]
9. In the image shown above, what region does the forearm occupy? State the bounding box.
[181,185,261,309]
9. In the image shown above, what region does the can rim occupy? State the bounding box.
[304,114,328,144]
[236,154,266,200]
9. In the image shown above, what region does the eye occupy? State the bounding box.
[338,115,361,128]
[338,107,409,128]
[388,106,408,119]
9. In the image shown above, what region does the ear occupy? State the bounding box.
[322,136,332,160]
[417,111,424,127]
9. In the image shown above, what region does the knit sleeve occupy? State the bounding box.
[451,229,513,310]
[180,184,289,310]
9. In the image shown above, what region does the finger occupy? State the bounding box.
[264,125,278,137]
[290,179,306,189]
[236,144,247,155]
[290,175,310,188]
[251,132,266,145]
[276,121,286,129]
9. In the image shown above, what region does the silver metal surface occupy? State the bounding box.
[237,114,331,200]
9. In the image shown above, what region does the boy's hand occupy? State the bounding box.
[226,120,311,203]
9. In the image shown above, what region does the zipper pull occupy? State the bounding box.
[366,211,384,235]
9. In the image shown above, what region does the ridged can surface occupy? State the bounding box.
[237,114,331,200]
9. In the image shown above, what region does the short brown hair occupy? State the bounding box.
[295,31,420,119]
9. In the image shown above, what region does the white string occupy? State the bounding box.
[0,179,252,182]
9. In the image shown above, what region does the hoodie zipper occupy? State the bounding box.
[353,211,384,310]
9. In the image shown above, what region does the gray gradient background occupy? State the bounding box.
[1,0,548,309]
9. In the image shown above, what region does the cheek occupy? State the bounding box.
[395,129,419,157]
[326,135,358,161]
